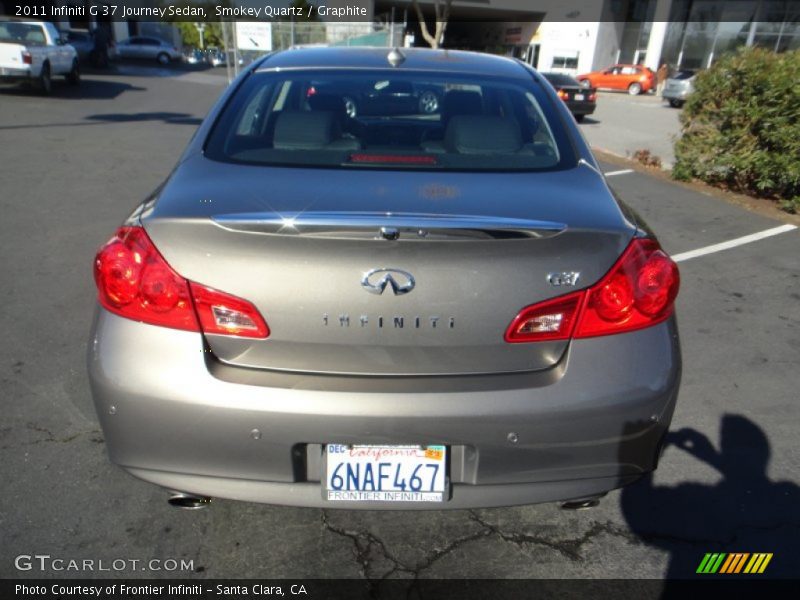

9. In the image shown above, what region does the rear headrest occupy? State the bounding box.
[442,90,484,124]
[445,116,523,155]
[273,111,339,150]
[308,94,347,116]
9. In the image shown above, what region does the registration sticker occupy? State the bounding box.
[325,444,447,502]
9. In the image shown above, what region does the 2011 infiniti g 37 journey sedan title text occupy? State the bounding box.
[88,47,681,510]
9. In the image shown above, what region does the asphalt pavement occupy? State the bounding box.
[580,90,681,168]
[1,66,798,586]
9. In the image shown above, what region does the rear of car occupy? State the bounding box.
[88,48,681,509]
[663,70,696,107]
[541,72,596,121]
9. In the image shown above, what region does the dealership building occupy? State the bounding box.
[387,0,799,74]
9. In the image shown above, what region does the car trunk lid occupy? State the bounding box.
[143,157,635,376]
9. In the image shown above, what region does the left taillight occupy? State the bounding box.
[22,51,32,65]
[557,89,569,101]
[94,226,269,338]
[504,238,679,343]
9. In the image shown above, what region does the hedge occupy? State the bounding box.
[672,47,800,212]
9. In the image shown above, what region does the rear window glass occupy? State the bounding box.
[0,22,46,45]
[672,71,696,80]
[204,69,575,172]
[542,73,581,87]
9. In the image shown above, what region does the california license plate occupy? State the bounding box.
[325,444,447,502]
[574,93,585,101]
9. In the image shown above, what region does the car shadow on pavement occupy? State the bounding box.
[621,414,799,585]
[0,78,145,101]
[85,112,203,126]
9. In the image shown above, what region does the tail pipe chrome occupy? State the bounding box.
[168,493,211,510]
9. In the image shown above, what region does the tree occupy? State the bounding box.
[411,0,453,49]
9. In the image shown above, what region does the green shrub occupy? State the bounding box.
[672,48,800,209]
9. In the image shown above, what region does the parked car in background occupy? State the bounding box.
[116,36,181,65]
[541,72,596,122]
[0,18,79,93]
[206,47,226,67]
[62,29,92,61]
[88,47,681,511]
[577,64,655,95]
[308,79,443,118]
[662,70,697,108]
[183,48,205,65]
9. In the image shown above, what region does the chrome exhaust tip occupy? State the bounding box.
[168,493,211,510]
[560,494,605,510]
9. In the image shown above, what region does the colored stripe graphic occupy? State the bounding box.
[720,553,749,573]
[697,553,728,574]
[699,553,773,574]
[744,553,774,574]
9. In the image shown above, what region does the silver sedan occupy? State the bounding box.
[88,47,681,510]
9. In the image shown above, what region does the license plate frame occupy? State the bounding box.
[323,444,448,503]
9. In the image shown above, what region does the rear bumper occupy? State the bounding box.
[663,88,690,101]
[88,309,681,509]
[567,101,596,116]
[0,66,33,83]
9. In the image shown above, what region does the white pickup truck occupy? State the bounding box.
[0,19,79,94]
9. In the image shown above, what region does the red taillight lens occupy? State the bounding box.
[94,227,269,338]
[588,92,597,102]
[94,227,199,332]
[191,284,269,339]
[504,238,679,342]
[22,51,32,65]
[557,89,569,101]
[576,238,679,338]
[505,291,583,343]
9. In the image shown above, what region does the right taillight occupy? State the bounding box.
[505,238,679,342]
[94,226,269,338]
[575,238,679,338]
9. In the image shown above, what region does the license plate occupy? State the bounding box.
[574,93,585,101]
[325,444,446,502]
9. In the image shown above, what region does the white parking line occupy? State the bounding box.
[672,224,798,263]
[604,169,635,177]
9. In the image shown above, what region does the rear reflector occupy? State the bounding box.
[505,238,679,342]
[94,226,269,338]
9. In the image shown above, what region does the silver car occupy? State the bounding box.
[88,47,681,510]
[663,70,697,108]
[116,36,181,65]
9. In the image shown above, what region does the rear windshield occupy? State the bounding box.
[0,22,46,45]
[671,70,696,80]
[204,69,574,172]
[542,73,580,87]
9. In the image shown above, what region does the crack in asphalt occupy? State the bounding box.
[468,511,637,561]
[22,423,103,446]
[320,508,640,587]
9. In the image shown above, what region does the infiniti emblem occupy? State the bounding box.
[361,268,416,295]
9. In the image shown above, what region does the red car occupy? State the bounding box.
[577,64,655,95]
